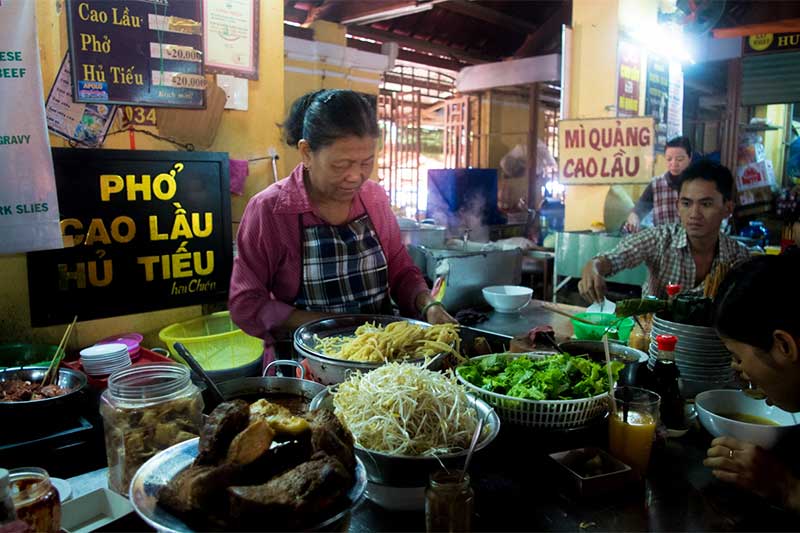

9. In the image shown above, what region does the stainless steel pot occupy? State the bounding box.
[0,366,88,420]
[293,315,446,385]
[399,223,446,249]
[558,340,648,387]
[215,360,326,411]
[310,387,500,487]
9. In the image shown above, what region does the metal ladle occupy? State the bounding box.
[173,341,226,409]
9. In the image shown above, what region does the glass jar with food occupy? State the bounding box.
[425,470,474,532]
[100,363,203,495]
[8,467,59,533]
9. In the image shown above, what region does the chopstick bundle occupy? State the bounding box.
[42,315,78,386]
[703,263,730,300]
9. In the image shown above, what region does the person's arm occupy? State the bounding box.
[633,183,655,219]
[577,228,658,303]
[228,197,297,340]
[578,256,613,304]
[414,291,457,324]
[705,436,800,513]
[624,183,655,233]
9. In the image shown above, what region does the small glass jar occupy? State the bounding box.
[8,468,60,533]
[100,363,203,495]
[425,470,474,533]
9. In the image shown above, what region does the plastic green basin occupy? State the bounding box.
[571,313,634,343]
[0,343,59,369]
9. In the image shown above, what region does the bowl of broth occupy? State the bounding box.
[695,389,800,449]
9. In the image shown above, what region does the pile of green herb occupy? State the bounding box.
[457,353,624,401]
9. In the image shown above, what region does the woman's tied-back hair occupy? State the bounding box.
[713,249,800,351]
[665,136,692,157]
[282,90,379,149]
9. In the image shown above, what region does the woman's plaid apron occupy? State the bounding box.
[294,212,391,314]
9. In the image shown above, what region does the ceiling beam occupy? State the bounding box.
[284,22,315,40]
[436,0,538,34]
[512,3,569,57]
[347,25,493,64]
[713,18,800,38]
[301,1,441,26]
[347,37,467,72]
[383,72,455,94]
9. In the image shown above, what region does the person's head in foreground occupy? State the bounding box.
[704,250,800,510]
[713,250,800,411]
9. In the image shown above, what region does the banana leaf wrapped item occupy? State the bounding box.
[615,295,714,327]
[614,298,667,318]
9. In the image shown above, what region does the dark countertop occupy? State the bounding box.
[76,422,797,533]
[61,303,797,532]
[349,421,797,532]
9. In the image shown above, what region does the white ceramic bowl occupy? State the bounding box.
[695,389,800,449]
[482,285,533,313]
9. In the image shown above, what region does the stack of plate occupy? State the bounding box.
[648,315,736,397]
[79,343,132,377]
[96,333,143,361]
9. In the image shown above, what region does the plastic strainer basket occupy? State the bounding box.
[456,352,610,429]
[158,311,263,371]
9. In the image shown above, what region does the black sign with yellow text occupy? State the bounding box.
[27,149,231,326]
[744,33,800,54]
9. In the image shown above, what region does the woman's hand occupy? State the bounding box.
[426,303,457,325]
[624,212,640,233]
[704,436,800,510]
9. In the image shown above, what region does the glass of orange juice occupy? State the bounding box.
[608,386,660,477]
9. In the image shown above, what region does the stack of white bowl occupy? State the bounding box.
[648,314,736,397]
[79,342,132,377]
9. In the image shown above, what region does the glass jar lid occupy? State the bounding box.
[107,363,192,404]
[8,467,51,507]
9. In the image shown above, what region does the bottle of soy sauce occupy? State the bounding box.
[650,334,685,432]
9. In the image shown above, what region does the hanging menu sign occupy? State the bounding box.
[66,0,205,108]
[645,56,669,153]
[558,117,655,185]
[27,149,232,326]
[667,62,683,141]
[617,39,641,117]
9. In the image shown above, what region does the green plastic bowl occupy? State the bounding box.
[571,313,634,343]
[0,343,59,369]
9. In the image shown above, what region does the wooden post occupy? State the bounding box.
[527,83,541,212]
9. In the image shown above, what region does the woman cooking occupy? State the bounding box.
[624,136,692,232]
[229,89,455,365]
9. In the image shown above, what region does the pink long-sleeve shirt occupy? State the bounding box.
[229,164,429,348]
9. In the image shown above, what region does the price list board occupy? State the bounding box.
[66,0,206,108]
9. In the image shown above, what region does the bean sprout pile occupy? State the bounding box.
[332,362,478,456]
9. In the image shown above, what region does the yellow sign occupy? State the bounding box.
[748,34,774,51]
[558,117,655,185]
